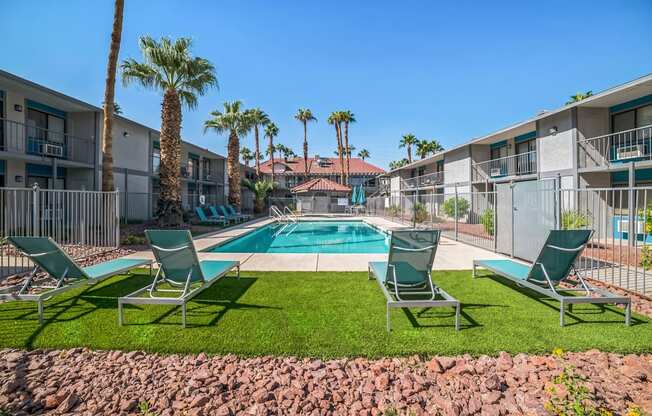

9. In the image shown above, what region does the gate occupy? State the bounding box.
[512,179,557,261]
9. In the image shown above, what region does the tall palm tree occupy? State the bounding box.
[566,91,593,105]
[121,36,217,225]
[294,108,317,174]
[327,111,346,184]
[204,101,252,208]
[241,146,254,167]
[333,145,355,157]
[101,0,124,192]
[340,111,356,185]
[389,158,409,170]
[399,133,418,163]
[265,122,279,183]
[357,149,370,160]
[245,108,270,178]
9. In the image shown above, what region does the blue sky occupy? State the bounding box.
[2,0,651,169]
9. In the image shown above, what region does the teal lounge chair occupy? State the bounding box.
[118,230,239,327]
[0,236,151,323]
[208,206,233,224]
[368,229,460,331]
[473,229,631,326]
[195,206,226,225]
[227,204,252,221]
[218,205,243,223]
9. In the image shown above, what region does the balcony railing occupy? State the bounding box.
[0,117,94,165]
[577,125,652,170]
[472,151,537,182]
[402,171,444,190]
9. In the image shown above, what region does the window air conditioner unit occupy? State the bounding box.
[616,145,643,161]
[490,168,502,177]
[43,143,64,157]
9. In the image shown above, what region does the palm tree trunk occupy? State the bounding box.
[343,121,351,185]
[227,130,241,207]
[269,137,275,183]
[157,89,183,226]
[254,125,261,179]
[408,146,412,163]
[101,0,124,192]
[303,121,309,174]
[335,123,345,184]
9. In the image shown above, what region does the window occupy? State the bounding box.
[26,108,65,142]
[0,93,4,150]
[612,103,652,132]
[417,167,426,177]
[187,157,199,180]
[0,160,5,187]
[202,159,211,179]
[490,145,507,160]
[152,147,160,173]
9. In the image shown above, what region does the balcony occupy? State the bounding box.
[402,171,444,190]
[0,118,94,165]
[577,125,652,170]
[472,151,537,182]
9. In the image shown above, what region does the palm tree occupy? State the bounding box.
[241,146,254,167]
[245,108,270,178]
[340,111,356,185]
[333,145,355,157]
[242,178,275,214]
[204,101,252,208]
[101,0,124,192]
[294,108,317,174]
[264,122,279,183]
[566,91,593,105]
[279,145,296,161]
[327,111,346,184]
[121,36,216,226]
[389,158,409,170]
[399,133,418,163]
[358,149,370,160]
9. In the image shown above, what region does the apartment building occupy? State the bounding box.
[0,69,227,219]
[383,73,652,195]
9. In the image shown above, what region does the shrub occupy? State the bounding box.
[561,210,589,230]
[121,234,147,246]
[641,245,652,270]
[442,197,469,219]
[412,202,429,223]
[388,204,401,217]
[480,208,494,236]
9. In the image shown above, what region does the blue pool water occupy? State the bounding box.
[208,221,389,253]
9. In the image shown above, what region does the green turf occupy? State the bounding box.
[0,270,649,358]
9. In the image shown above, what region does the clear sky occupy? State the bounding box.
[2,0,651,169]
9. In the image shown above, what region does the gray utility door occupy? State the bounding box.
[512,179,557,261]
[496,183,513,256]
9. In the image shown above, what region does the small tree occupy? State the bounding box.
[442,197,469,219]
[561,210,589,230]
[480,208,494,236]
[412,202,429,224]
[242,178,275,214]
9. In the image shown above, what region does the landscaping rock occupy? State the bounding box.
[0,348,649,415]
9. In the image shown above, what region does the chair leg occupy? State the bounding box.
[386,304,391,332]
[181,303,187,329]
[472,264,476,279]
[118,301,124,326]
[559,301,565,327]
[237,265,240,279]
[625,302,631,326]
[455,304,460,331]
[37,300,44,324]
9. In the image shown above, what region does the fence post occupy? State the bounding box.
[556,174,562,230]
[32,183,39,237]
[493,190,497,252]
[628,163,636,247]
[454,183,458,241]
[115,189,120,248]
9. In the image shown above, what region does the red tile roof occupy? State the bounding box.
[260,157,385,176]
[291,178,351,193]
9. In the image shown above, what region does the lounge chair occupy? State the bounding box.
[207,206,232,224]
[118,230,240,327]
[195,206,226,225]
[368,229,460,331]
[473,229,631,326]
[0,236,151,323]
[227,204,252,221]
[218,205,243,223]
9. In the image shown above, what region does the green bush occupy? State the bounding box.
[480,208,494,236]
[121,234,147,246]
[561,210,589,230]
[641,245,652,270]
[412,202,429,223]
[387,204,401,217]
[442,197,469,219]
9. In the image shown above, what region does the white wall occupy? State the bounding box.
[538,110,575,174]
[110,119,150,173]
[444,146,471,185]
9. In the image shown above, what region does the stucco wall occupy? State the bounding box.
[538,110,575,174]
[577,107,609,141]
[444,145,471,185]
[110,119,150,173]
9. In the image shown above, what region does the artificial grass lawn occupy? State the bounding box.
[0,270,649,358]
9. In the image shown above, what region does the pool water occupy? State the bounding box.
[208,221,389,253]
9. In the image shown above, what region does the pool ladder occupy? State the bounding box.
[269,205,297,223]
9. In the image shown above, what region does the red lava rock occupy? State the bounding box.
[56,392,79,413]
[438,357,456,371]
[426,358,444,374]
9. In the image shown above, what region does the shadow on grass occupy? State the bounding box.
[402,302,506,330]
[119,276,279,328]
[475,271,644,327]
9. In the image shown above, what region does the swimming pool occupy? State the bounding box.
[207,221,389,253]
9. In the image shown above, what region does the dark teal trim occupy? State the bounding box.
[609,94,652,114]
[26,163,66,178]
[611,168,652,184]
[436,160,444,168]
[0,160,5,173]
[514,131,536,143]
[152,140,160,149]
[26,99,67,119]
[490,140,507,149]
[188,152,200,160]
[0,91,4,99]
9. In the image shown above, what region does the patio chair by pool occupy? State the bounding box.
[0,236,151,323]
[208,206,234,224]
[227,204,252,221]
[473,229,631,327]
[218,205,244,223]
[368,229,460,331]
[195,207,226,225]
[118,230,240,328]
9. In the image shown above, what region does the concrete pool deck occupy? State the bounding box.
[125,216,509,271]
